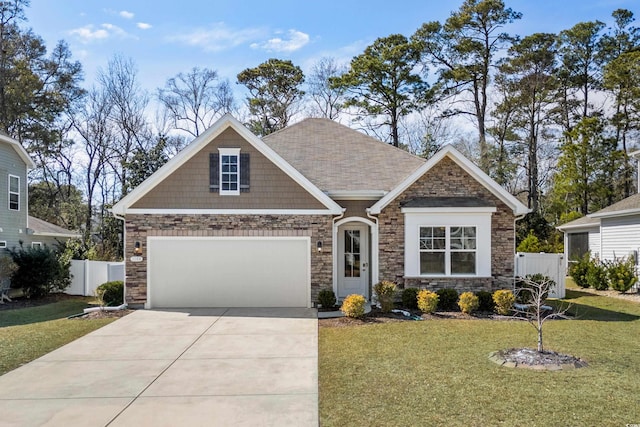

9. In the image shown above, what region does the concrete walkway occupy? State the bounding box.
[0,307,318,426]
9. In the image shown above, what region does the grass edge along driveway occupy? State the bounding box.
[319,290,640,427]
[0,297,118,375]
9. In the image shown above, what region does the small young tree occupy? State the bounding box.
[514,275,569,352]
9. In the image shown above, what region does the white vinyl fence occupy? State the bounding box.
[67,260,125,297]
[515,253,566,299]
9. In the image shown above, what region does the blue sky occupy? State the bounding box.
[26,0,639,95]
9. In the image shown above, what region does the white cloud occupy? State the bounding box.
[137,22,152,30]
[119,10,134,19]
[68,23,129,44]
[250,29,310,52]
[168,22,266,52]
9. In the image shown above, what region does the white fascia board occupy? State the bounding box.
[112,114,342,216]
[556,223,600,232]
[33,232,82,238]
[125,208,337,215]
[326,190,387,200]
[589,208,640,219]
[401,207,497,214]
[1,134,35,169]
[369,145,530,216]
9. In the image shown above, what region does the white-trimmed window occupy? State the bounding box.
[8,174,19,211]
[0,241,6,249]
[419,226,476,275]
[403,208,495,277]
[31,242,42,249]
[218,148,240,195]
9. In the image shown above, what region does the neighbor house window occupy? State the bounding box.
[218,148,240,195]
[0,241,6,249]
[420,226,476,275]
[567,232,588,262]
[31,242,42,249]
[8,175,19,211]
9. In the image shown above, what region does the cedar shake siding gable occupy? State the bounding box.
[377,157,517,292]
[131,128,326,210]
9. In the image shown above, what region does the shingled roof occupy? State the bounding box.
[590,193,640,218]
[262,118,425,194]
[28,216,80,238]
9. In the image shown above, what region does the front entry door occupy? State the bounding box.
[337,224,369,299]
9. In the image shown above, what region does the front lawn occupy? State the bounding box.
[319,289,640,426]
[0,296,118,375]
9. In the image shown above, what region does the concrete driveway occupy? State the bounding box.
[0,307,318,426]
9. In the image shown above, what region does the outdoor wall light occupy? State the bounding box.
[133,241,142,256]
[317,241,323,252]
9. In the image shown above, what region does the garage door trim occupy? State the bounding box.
[145,236,311,308]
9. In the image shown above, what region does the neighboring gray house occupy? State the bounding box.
[558,193,640,268]
[0,133,79,254]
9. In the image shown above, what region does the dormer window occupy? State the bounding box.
[210,149,250,195]
[8,175,19,211]
[219,148,240,195]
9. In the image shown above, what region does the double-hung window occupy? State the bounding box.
[403,207,494,277]
[8,175,19,211]
[219,148,240,196]
[419,226,476,275]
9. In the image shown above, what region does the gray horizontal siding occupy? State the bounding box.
[589,230,601,259]
[0,143,29,253]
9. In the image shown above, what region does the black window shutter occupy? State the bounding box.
[209,153,219,192]
[240,153,250,192]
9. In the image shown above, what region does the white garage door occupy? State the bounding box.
[147,237,310,308]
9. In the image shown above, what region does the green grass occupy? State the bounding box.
[319,290,640,427]
[0,297,118,375]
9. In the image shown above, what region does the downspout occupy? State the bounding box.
[366,208,380,291]
[331,209,346,298]
[513,213,528,290]
[111,211,127,306]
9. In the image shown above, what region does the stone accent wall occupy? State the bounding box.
[125,214,333,306]
[377,157,516,292]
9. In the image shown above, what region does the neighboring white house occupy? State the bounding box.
[558,193,640,269]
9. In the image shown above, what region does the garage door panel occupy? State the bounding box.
[148,238,309,308]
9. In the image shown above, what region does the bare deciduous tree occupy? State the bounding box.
[514,275,570,352]
[307,57,346,119]
[158,67,235,137]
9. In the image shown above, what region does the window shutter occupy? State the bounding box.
[209,153,219,192]
[240,153,250,193]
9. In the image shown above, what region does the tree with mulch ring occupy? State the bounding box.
[491,275,587,371]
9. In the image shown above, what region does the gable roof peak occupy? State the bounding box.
[111,114,343,215]
[369,143,530,216]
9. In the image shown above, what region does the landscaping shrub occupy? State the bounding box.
[96,281,124,306]
[586,260,608,290]
[340,294,366,318]
[475,290,495,312]
[436,288,459,311]
[317,289,337,309]
[493,289,515,315]
[516,274,554,303]
[570,253,591,288]
[417,289,439,314]
[606,257,637,293]
[373,280,397,312]
[9,245,70,298]
[458,292,479,314]
[401,287,419,309]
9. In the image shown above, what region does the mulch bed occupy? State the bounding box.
[319,307,506,327]
[73,309,132,320]
[0,293,79,311]
[490,347,588,370]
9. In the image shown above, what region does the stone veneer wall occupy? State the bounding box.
[377,157,516,292]
[125,214,334,306]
